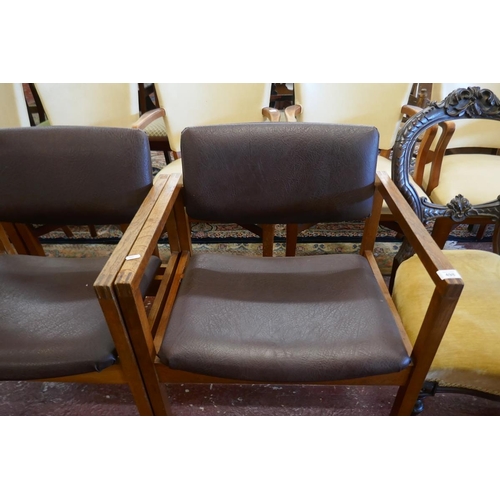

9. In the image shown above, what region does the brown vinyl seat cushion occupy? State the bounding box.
[0,254,160,380]
[160,253,411,382]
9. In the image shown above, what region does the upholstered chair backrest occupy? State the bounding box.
[293,83,412,150]
[154,83,274,151]
[180,122,379,224]
[0,83,31,128]
[431,83,500,149]
[34,83,140,128]
[0,127,153,225]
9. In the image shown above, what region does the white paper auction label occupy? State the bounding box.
[436,269,462,280]
[125,254,141,260]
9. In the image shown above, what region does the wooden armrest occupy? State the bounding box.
[376,171,464,292]
[262,107,281,122]
[284,104,302,122]
[0,223,17,254]
[401,104,423,117]
[110,174,184,368]
[132,108,166,130]
[94,173,181,295]
[113,174,183,290]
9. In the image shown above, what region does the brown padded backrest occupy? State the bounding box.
[180,122,380,224]
[0,126,153,225]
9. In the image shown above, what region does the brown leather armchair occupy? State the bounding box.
[0,126,165,415]
[111,122,464,416]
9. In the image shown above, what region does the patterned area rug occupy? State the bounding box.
[41,228,469,277]
[39,151,493,276]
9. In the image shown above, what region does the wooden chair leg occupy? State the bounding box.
[493,222,500,254]
[261,224,275,257]
[61,226,75,238]
[286,223,300,256]
[431,218,457,249]
[2,223,29,254]
[15,223,45,256]
[88,225,98,237]
[475,223,488,241]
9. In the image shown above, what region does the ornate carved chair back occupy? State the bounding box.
[391,86,500,277]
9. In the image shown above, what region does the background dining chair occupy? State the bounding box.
[412,82,500,248]
[0,126,168,416]
[29,83,169,240]
[0,83,42,253]
[391,86,500,412]
[283,83,432,256]
[34,82,170,160]
[111,122,463,416]
[152,83,281,256]
[0,83,31,128]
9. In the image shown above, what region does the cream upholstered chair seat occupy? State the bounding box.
[422,153,500,206]
[144,116,168,139]
[393,249,500,396]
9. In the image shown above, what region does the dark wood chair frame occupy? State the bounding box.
[410,87,500,249]
[107,168,464,416]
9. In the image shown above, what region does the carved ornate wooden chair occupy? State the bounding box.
[391,86,500,412]
[111,122,463,416]
[413,82,500,247]
[283,83,434,256]
[152,83,280,257]
[0,126,166,415]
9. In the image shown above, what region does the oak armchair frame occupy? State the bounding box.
[110,167,463,416]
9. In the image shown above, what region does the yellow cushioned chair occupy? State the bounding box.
[415,82,500,248]
[391,85,500,412]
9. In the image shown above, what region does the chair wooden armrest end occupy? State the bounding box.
[262,107,281,122]
[94,173,181,296]
[112,174,183,290]
[376,171,464,294]
[132,108,166,130]
[401,104,423,117]
[284,104,302,122]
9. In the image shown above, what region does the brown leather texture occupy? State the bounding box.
[0,126,153,225]
[180,122,379,224]
[0,254,160,380]
[160,254,411,382]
